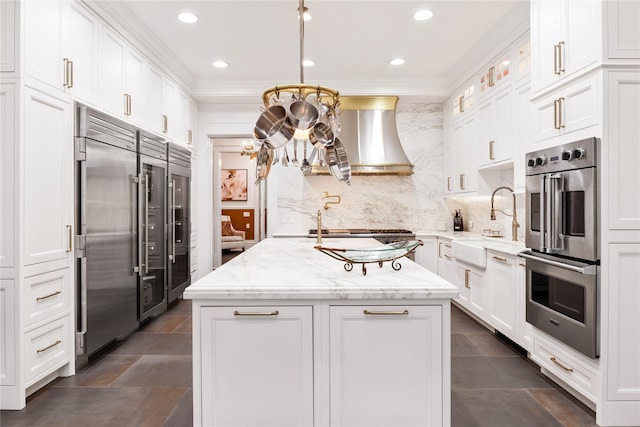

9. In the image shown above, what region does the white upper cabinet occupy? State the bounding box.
[23,0,99,101]
[143,62,164,134]
[0,0,16,72]
[479,50,512,97]
[531,0,600,95]
[477,84,513,167]
[0,82,16,268]
[451,114,478,193]
[97,26,127,117]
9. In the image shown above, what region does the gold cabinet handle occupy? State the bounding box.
[459,95,464,113]
[162,115,168,133]
[63,58,70,87]
[447,176,451,192]
[558,97,565,129]
[553,99,561,130]
[554,44,561,75]
[37,291,61,301]
[558,41,565,72]
[438,242,442,258]
[444,244,452,248]
[233,310,279,316]
[464,269,471,288]
[519,262,526,267]
[492,256,507,262]
[488,66,495,87]
[66,225,72,252]
[187,129,193,145]
[550,356,574,373]
[68,59,74,88]
[37,340,62,354]
[459,174,465,190]
[444,254,452,260]
[489,140,495,160]
[364,309,409,316]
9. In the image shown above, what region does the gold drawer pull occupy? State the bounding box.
[234,310,279,317]
[364,309,409,316]
[492,256,507,262]
[37,340,62,354]
[550,356,574,373]
[444,244,452,248]
[444,254,452,260]
[464,269,471,289]
[519,262,526,267]
[36,291,61,301]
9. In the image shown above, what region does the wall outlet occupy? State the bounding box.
[246,223,251,229]
[468,220,473,228]
[243,211,250,217]
[412,215,419,223]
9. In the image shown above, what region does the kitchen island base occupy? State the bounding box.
[191,299,451,427]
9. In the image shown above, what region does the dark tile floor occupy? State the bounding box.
[1,301,597,426]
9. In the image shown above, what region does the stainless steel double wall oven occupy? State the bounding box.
[75,105,191,366]
[521,137,599,358]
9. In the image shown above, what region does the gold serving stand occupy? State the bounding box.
[314,240,423,275]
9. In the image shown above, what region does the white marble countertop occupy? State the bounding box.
[184,238,459,300]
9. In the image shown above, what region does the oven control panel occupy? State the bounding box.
[525,138,597,175]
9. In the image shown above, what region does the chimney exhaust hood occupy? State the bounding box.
[310,96,414,176]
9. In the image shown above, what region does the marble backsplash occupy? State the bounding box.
[274,102,452,233]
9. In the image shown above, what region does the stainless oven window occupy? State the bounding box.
[530,192,541,232]
[531,271,585,323]
[563,190,585,236]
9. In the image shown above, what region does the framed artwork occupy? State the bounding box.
[221,169,248,201]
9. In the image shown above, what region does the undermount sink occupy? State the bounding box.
[452,240,487,269]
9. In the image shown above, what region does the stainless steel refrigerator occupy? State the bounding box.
[75,105,139,367]
[167,142,191,303]
[138,131,168,321]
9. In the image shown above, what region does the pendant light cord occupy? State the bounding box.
[299,0,305,84]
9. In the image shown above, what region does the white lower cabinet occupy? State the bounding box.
[437,239,454,284]
[195,302,450,427]
[0,280,16,387]
[487,252,516,339]
[200,306,314,427]
[515,259,533,351]
[455,261,487,317]
[330,305,443,427]
[415,237,438,273]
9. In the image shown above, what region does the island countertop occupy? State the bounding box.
[183,237,459,300]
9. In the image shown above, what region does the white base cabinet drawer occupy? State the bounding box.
[25,268,70,328]
[532,333,599,401]
[24,316,71,385]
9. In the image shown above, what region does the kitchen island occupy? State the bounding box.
[184,237,459,427]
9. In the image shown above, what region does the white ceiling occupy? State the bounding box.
[101,0,529,102]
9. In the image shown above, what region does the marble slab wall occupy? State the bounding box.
[274,102,452,233]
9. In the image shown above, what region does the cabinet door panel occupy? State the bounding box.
[0,0,16,72]
[488,254,515,338]
[564,0,600,77]
[23,87,72,266]
[531,0,563,92]
[200,306,313,427]
[98,28,126,117]
[64,1,99,102]
[24,0,64,89]
[0,82,16,267]
[125,48,144,123]
[0,280,16,386]
[330,305,443,427]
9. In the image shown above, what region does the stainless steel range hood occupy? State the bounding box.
[310,96,414,176]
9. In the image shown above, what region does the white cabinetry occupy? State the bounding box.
[330,305,443,427]
[199,306,313,426]
[0,82,16,268]
[487,252,516,339]
[1,0,16,72]
[515,259,533,351]
[450,114,478,193]
[530,0,600,95]
[454,261,487,317]
[532,72,599,145]
[436,239,453,284]
[513,80,532,191]
[477,84,513,167]
[0,280,16,388]
[415,237,437,273]
[23,0,99,102]
[194,301,451,427]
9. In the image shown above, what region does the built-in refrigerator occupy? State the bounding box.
[167,142,191,303]
[138,131,168,321]
[74,105,139,367]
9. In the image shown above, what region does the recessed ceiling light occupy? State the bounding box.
[303,59,315,67]
[389,58,406,66]
[212,60,228,68]
[178,12,198,23]
[413,9,434,21]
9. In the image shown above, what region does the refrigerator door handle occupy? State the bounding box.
[137,173,144,276]
[76,257,88,355]
[170,179,176,263]
[144,173,150,274]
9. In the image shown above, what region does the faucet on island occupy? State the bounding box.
[490,186,520,241]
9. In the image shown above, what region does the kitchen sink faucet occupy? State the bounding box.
[490,186,520,241]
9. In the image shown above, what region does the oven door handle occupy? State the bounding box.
[549,174,564,253]
[518,252,597,275]
[540,175,547,252]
